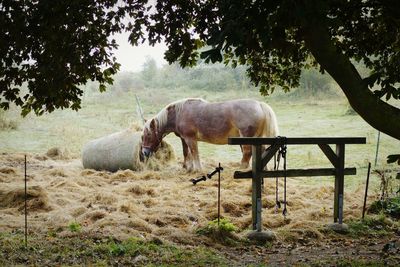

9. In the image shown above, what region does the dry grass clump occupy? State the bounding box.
[46,147,71,160]
[147,214,190,228]
[222,201,245,217]
[80,169,96,176]
[46,168,67,177]
[127,218,153,233]
[119,202,137,214]
[0,167,18,183]
[110,170,136,182]
[84,210,107,222]
[307,208,329,220]
[93,193,118,205]
[0,185,51,212]
[142,198,158,208]
[71,206,87,217]
[152,226,198,245]
[127,185,156,197]
[277,225,324,243]
[139,171,162,180]
[0,167,17,174]
[162,215,190,227]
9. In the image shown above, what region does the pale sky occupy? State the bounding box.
[113,32,167,72]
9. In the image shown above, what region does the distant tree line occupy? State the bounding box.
[103,56,340,98]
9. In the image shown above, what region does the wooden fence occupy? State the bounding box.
[228,137,366,232]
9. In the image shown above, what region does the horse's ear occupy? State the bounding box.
[149,119,156,130]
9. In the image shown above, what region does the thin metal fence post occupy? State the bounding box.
[217,163,221,226]
[362,162,372,219]
[24,155,27,247]
[374,131,380,167]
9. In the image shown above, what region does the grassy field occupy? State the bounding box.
[1,85,398,182]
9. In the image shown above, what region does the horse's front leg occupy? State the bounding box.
[186,138,201,172]
[180,138,192,170]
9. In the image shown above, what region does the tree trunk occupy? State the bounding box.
[302,23,400,141]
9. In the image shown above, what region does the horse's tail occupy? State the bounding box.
[259,102,279,137]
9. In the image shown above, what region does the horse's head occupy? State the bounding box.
[141,119,161,158]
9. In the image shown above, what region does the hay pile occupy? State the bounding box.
[82,129,175,172]
[0,186,51,212]
[0,152,375,245]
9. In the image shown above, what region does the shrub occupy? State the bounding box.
[347,215,394,238]
[0,110,19,130]
[196,218,239,245]
[369,197,400,219]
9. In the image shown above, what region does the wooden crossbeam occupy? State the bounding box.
[233,167,356,179]
[228,137,366,145]
[318,144,339,167]
[261,143,280,168]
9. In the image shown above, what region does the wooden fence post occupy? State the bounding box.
[252,145,263,231]
[334,144,345,224]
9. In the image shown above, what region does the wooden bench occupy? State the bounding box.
[228,137,366,232]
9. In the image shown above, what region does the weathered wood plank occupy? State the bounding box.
[260,143,280,168]
[334,144,345,224]
[318,144,338,167]
[233,167,357,179]
[228,137,366,145]
[252,145,263,231]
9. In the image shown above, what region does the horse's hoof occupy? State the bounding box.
[240,163,249,169]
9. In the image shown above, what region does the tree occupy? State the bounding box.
[1,1,400,141]
[141,56,158,86]
[127,0,400,140]
[0,0,146,115]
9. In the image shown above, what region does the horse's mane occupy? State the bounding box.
[145,98,205,132]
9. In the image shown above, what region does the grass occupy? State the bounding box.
[68,221,82,232]
[0,86,398,208]
[1,86,398,166]
[196,218,240,245]
[346,214,399,238]
[0,232,229,266]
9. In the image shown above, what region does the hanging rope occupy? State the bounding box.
[281,141,288,217]
[274,151,281,212]
[273,137,288,217]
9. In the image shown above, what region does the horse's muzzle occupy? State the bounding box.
[142,147,152,158]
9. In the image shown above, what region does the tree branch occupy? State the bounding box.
[302,21,400,140]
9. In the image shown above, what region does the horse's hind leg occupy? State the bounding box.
[239,127,256,169]
[186,138,202,171]
[240,144,252,169]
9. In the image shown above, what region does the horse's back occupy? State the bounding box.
[216,99,278,138]
[175,98,277,143]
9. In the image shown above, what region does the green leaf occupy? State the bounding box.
[99,84,107,92]
[200,48,223,63]
[387,154,400,164]
[363,72,381,88]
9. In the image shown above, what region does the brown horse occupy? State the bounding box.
[141,98,279,171]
